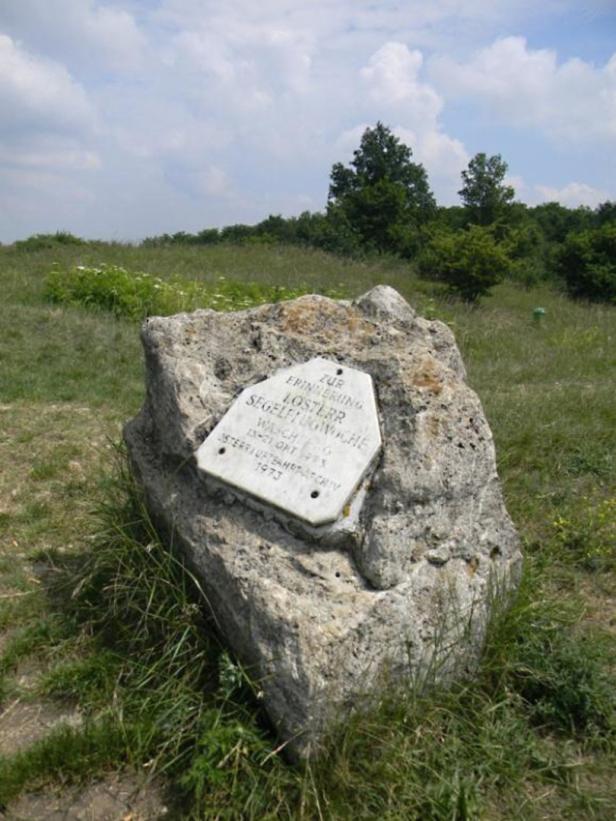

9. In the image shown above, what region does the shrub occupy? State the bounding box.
[556,224,616,303]
[14,232,84,252]
[419,225,511,302]
[46,263,185,318]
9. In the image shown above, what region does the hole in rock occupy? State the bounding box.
[218,447,226,455]
[310,490,320,499]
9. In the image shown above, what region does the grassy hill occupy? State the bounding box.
[0,241,614,818]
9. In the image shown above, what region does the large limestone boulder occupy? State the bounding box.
[124,285,521,758]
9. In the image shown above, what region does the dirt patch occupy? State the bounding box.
[3,773,168,820]
[0,700,82,756]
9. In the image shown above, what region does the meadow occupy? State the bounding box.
[0,240,615,818]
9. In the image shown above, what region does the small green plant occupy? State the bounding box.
[45,264,346,319]
[551,497,616,571]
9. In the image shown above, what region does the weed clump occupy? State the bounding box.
[45,263,346,319]
[551,497,616,572]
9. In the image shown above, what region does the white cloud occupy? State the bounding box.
[360,42,441,118]
[505,175,526,195]
[334,124,370,155]
[0,142,100,171]
[534,181,609,207]
[413,131,469,188]
[0,35,100,234]
[167,12,315,106]
[154,0,609,54]
[0,35,94,133]
[200,166,233,197]
[0,1,147,73]
[431,36,616,141]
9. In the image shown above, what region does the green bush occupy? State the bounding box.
[556,224,616,303]
[45,264,342,319]
[14,232,84,252]
[419,225,511,302]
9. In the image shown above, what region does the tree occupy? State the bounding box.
[595,200,616,226]
[459,153,514,226]
[530,202,593,244]
[327,122,435,253]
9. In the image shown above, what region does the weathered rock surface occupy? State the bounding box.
[124,285,522,757]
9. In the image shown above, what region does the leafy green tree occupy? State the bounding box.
[419,225,511,302]
[328,122,435,253]
[434,205,468,232]
[556,224,616,303]
[595,200,616,226]
[530,202,592,245]
[459,153,514,226]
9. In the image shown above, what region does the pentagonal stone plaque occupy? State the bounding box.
[196,357,381,526]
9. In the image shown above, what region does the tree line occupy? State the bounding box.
[141,122,614,303]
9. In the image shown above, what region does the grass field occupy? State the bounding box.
[0,241,615,818]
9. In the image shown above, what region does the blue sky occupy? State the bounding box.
[0,0,615,242]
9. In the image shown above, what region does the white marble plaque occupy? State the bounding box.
[196,357,381,526]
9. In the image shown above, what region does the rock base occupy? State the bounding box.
[124,286,522,758]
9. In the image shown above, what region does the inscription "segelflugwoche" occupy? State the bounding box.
[244,387,370,450]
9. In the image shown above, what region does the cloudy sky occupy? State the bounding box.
[1,0,615,242]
